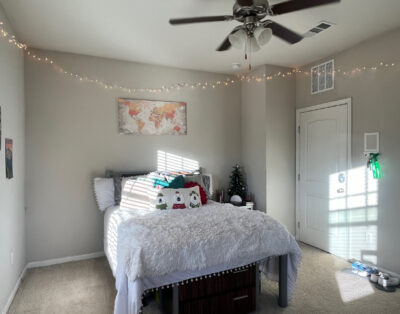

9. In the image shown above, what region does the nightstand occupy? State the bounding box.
[239,203,254,210]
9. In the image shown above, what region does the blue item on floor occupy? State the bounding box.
[352,261,377,277]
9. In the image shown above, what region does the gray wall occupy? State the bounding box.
[16,15,400,277]
[24,49,241,262]
[241,66,267,211]
[0,5,25,312]
[296,27,400,274]
[241,65,296,235]
[265,65,296,235]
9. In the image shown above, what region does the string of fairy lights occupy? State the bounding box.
[1,20,399,94]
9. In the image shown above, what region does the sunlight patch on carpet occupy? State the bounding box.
[335,270,375,303]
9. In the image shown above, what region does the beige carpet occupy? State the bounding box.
[8,243,400,314]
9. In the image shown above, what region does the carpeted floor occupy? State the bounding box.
[8,243,400,314]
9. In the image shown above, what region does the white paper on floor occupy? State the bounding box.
[335,270,375,303]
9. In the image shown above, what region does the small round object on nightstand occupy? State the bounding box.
[230,195,242,206]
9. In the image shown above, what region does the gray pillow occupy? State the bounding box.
[113,175,122,205]
[113,174,147,205]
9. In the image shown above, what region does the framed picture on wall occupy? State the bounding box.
[5,138,13,179]
[118,98,187,135]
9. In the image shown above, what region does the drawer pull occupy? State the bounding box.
[233,295,248,301]
[233,269,248,274]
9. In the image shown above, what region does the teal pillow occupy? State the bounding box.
[168,175,185,189]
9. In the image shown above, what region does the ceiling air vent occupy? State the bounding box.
[311,59,334,94]
[304,21,335,38]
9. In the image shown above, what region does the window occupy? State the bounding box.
[311,59,334,94]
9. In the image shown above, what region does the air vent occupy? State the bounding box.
[317,22,333,30]
[311,59,334,94]
[304,21,335,38]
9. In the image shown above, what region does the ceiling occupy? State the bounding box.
[1,0,400,74]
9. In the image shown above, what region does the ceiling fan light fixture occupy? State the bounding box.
[228,29,246,49]
[254,26,273,46]
[247,36,260,52]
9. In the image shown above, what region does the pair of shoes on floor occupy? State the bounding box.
[370,272,400,292]
[352,262,376,277]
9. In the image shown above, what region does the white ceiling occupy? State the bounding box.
[1,0,400,74]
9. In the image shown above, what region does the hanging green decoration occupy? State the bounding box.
[368,153,381,179]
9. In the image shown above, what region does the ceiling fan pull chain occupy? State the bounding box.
[248,39,252,71]
[244,35,248,60]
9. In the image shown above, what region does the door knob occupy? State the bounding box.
[337,188,344,193]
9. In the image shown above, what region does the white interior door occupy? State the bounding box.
[298,100,351,254]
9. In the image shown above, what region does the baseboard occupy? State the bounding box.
[1,265,28,314]
[376,266,400,278]
[27,251,105,268]
[1,251,105,314]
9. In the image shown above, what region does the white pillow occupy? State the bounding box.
[93,178,115,211]
[150,186,202,210]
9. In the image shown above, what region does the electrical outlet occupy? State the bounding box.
[10,251,14,265]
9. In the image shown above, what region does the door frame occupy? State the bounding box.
[295,98,352,241]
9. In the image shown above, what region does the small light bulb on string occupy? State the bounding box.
[0,19,399,95]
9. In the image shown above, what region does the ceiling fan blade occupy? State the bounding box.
[271,0,340,15]
[169,15,233,25]
[216,37,232,52]
[237,0,254,6]
[265,21,303,44]
[216,26,243,51]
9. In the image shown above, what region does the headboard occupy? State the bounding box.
[105,169,213,196]
[105,170,151,178]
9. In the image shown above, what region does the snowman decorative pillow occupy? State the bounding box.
[152,186,202,210]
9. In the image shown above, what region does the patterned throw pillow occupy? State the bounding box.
[150,186,202,210]
[184,174,211,198]
[184,182,207,204]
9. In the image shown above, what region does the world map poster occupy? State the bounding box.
[118,98,187,135]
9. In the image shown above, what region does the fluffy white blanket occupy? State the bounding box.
[117,202,301,286]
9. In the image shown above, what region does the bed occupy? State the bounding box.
[100,171,301,314]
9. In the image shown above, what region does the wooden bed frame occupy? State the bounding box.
[159,256,288,314]
[105,170,289,313]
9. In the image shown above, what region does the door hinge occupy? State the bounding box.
[298,221,300,229]
[297,174,300,181]
[298,125,300,134]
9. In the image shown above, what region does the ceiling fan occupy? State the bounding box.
[170,0,340,69]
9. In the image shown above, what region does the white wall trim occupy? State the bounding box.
[295,98,352,241]
[376,266,400,279]
[1,265,28,314]
[27,251,105,268]
[1,251,104,314]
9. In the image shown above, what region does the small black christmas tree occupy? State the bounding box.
[227,164,246,202]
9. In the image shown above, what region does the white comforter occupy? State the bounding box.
[110,202,301,314]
